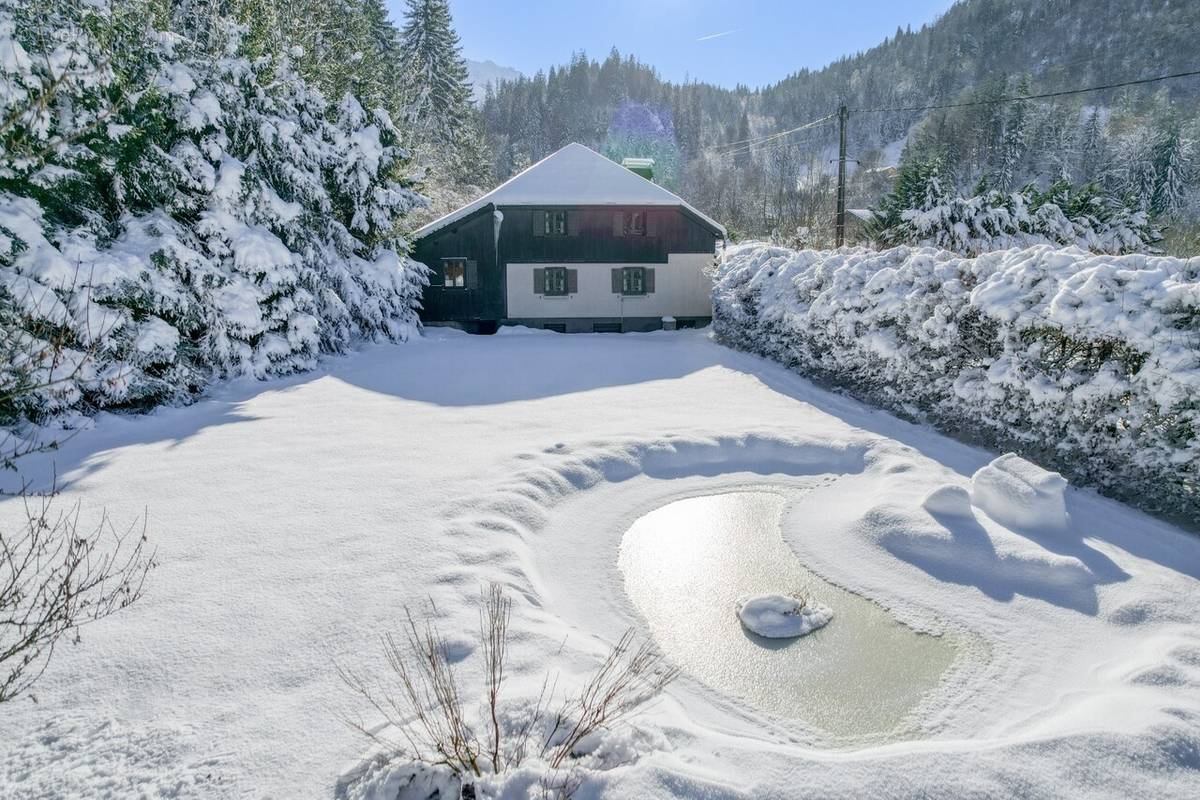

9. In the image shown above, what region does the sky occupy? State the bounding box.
[388,0,956,90]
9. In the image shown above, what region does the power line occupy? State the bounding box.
[707,113,837,155]
[713,122,837,161]
[852,67,1200,114]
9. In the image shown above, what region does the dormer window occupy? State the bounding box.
[613,210,650,237]
[543,210,568,236]
[625,211,646,236]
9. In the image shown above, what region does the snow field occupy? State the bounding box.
[1,330,1199,798]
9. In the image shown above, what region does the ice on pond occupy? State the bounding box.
[620,491,959,740]
[736,594,833,638]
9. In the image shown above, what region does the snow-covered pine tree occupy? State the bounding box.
[994,77,1029,192]
[1152,122,1193,219]
[1,0,427,426]
[1116,124,1158,213]
[1078,108,1107,186]
[873,166,1156,256]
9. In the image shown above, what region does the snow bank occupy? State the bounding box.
[736,594,833,638]
[971,454,1069,531]
[713,243,1200,518]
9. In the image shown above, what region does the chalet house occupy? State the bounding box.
[409,143,726,334]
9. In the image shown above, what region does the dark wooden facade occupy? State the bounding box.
[413,204,720,330]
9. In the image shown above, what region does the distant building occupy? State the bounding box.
[410,144,725,334]
[846,208,877,245]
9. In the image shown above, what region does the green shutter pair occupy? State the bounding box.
[533,267,577,295]
[610,267,655,295]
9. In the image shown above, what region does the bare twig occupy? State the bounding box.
[339,584,679,797]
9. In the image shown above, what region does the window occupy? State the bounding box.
[543,210,568,236]
[542,323,566,333]
[625,211,646,237]
[621,266,646,296]
[593,322,622,334]
[613,211,649,237]
[443,259,466,288]
[542,267,568,296]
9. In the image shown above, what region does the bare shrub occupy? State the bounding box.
[339,584,678,796]
[1,313,156,705]
[542,630,679,770]
[1,490,155,703]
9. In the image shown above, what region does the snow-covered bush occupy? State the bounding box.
[714,243,1200,518]
[0,0,427,427]
[872,160,1158,256]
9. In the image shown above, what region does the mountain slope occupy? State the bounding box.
[479,0,1200,245]
[466,58,522,103]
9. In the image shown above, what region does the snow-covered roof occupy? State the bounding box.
[411,143,726,240]
[847,208,876,222]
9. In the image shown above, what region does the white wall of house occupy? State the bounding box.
[505,253,713,319]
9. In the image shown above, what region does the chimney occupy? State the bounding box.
[621,157,655,181]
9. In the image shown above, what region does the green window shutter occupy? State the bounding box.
[465,260,478,289]
[566,211,578,237]
[644,268,656,293]
[533,268,545,294]
[611,268,623,294]
[646,211,658,237]
[612,212,624,237]
[566,269,578,294]
[532,211,545,237]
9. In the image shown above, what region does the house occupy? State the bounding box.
[846,208,877,245]
[409,143,726,334]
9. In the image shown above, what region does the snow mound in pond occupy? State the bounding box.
[736,594,833,638]
[971,453,1069,531]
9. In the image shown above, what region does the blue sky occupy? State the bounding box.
[386,1,955,89]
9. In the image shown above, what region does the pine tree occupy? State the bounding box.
[994,77,1029,191]
[1152,122,1192,218]
[1,0,427,423]
[396,0,490,187]
[397,0,473,148]
[1078,108,1107,185]
[732,111,752,170]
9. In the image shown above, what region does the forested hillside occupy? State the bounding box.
[479,0,1200,250]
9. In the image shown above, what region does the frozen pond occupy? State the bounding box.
[619,491,959,740]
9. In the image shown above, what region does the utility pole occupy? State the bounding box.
[835,104,849,247]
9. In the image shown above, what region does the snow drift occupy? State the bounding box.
[713,243,1200,518]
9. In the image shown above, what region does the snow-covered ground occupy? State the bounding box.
[2,329,1199,798]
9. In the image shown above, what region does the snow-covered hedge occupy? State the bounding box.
[713,243,1200,518]
[1,1,427,427]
